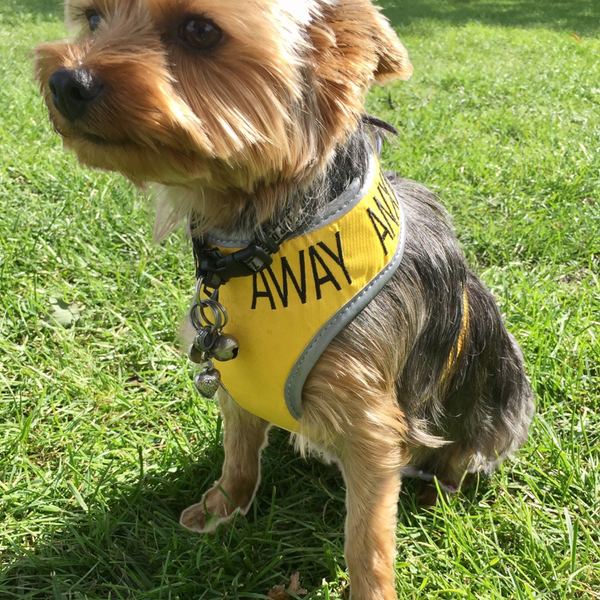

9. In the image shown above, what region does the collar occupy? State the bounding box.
[192,149,377,289]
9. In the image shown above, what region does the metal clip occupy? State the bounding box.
[188,277,239,398]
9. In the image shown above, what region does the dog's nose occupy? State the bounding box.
[48,67,104,121]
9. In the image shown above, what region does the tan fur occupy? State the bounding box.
[301,342,409,598]
[35,0,411,231]
[180,394,271,533]
[307,0,412,146]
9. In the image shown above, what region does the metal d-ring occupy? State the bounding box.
[190,300,219,332]
[200,299,228,330]
[190,278,229,333]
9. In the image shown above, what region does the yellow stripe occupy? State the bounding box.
[441,286,470,383]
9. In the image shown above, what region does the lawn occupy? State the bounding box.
[1,1,599,598]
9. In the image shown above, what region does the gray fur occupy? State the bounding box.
[207,126,372,245]
[328,131,534,482]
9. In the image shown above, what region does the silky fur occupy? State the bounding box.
[35,1,533,599]
[35,0,412,233]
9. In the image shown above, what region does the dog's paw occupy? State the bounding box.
[180,485,245,533]
[179,502,211,533]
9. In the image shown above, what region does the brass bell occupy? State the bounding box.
[211,333,240,362]
[194,367,221,399]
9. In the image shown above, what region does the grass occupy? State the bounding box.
[0,0,599,598]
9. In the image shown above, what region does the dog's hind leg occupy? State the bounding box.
[407,274,534,504]
[180,393,270,533]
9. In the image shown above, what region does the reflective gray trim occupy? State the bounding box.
[205,231,253,248]
[296,152,376,237]
[284,194,407,420]
[206,153,377,249]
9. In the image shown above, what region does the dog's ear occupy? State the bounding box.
[306,0,412,142]
[370,9,413,83]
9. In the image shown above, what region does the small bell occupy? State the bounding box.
[194,326,217,354]
[211,333,240,362]
[188,344,205,365]
[194,366,221,399]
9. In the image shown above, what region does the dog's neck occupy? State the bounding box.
[208,126,373,245]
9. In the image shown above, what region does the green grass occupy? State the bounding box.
[1,0,599,598]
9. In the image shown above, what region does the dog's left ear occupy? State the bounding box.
[305,0,412,143]
[370,8,413,83]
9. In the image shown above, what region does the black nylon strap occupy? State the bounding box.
[193,234,283,289]
[362,114,399,136]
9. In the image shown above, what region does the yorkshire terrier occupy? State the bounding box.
[35,1,534,598]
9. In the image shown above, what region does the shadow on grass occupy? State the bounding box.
[0,433,347,599]
[5,0,599,36]
[380,0,600,36]
[1,428,496,599]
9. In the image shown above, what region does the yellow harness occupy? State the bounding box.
[195,157,406,432]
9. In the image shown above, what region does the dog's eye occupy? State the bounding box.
[85,9,102,32]
[179,17,222,50]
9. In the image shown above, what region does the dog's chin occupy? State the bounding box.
[61,133,209,186]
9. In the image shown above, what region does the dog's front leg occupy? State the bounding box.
[339,436,403,600]
[180,393,270,533]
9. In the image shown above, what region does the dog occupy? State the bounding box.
[35,1,534,598]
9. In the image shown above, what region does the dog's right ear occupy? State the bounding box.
[306,0,412,143]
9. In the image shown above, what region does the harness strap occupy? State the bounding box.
[192,231,288,288]
[441,286,470,382]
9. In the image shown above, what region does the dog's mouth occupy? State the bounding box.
[53,122,208,186]
[45,103,132,148]
[82,132,127,146]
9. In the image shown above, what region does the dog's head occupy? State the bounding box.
[35,0,411,222]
